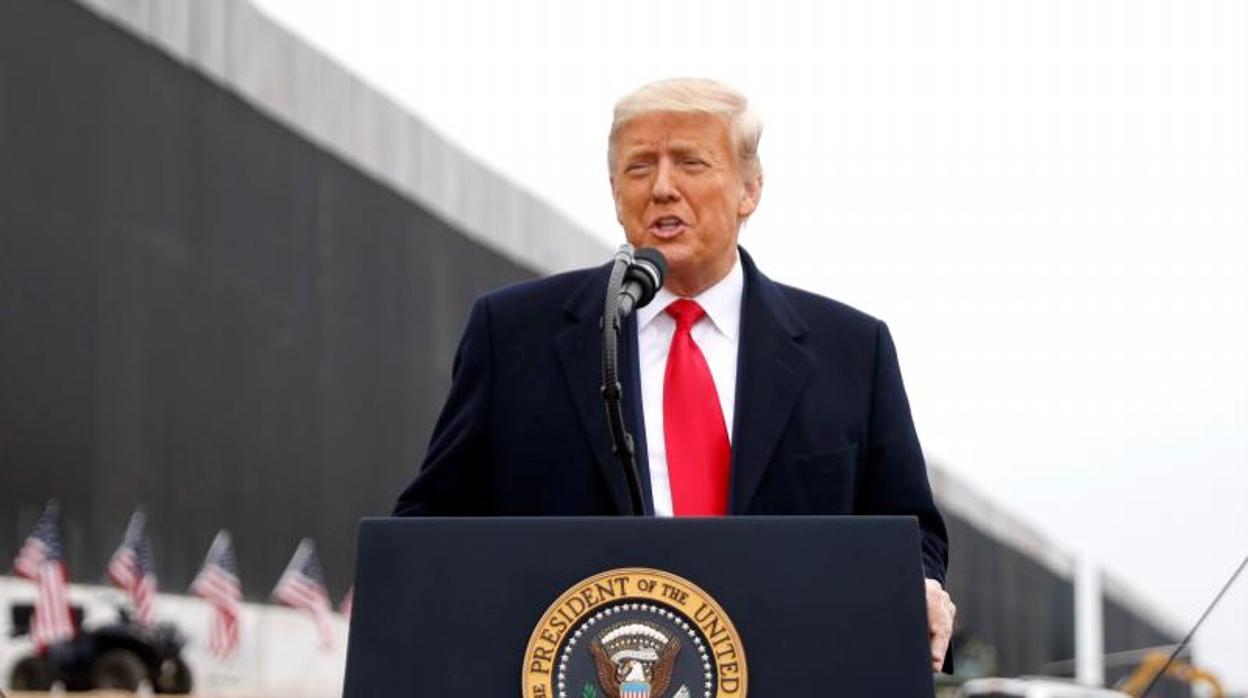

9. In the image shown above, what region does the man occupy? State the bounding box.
[394,78,955,670]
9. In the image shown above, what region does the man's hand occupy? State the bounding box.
[925,578,956,671]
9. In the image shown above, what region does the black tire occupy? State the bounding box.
[155,656,194,694]
[90,648,148,691]
[10,654,54,690]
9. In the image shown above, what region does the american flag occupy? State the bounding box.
[272,538,334,649]
[107,509,157,624]
[339,586,353,620]
[12,501,75,650]
[191,530,242,658]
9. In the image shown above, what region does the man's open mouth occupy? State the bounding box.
[649,215,687,237]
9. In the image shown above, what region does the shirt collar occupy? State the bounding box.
[637,250,743,340]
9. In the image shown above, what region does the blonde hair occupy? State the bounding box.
[609,77,763,181]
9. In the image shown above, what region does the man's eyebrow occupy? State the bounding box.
[619,141,711,158]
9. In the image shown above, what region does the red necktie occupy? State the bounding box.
[663,299,731,515]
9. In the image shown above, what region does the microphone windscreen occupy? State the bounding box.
[633,247,668,288]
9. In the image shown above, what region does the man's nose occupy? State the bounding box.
[651,161,679,203]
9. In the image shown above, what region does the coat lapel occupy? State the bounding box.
[730,250,814,513]
[553,265,636,515]
[552,251,808,516]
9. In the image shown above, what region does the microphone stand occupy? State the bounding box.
[601,244,647,516]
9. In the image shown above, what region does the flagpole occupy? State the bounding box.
[256,596,266,695]
[300,626,321,696]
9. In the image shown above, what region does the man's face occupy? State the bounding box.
[611,111,761,297]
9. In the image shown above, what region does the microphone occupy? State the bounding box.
[615,247,668,320]
[600,245,666,516]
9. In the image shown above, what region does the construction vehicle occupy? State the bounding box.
[7,603,192,693]
[1115,650,1224,698]
[958,677,1131,697]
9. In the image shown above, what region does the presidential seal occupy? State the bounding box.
[523,568,747,698]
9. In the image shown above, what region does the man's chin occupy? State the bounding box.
[637,238,689,265]
[657,253,695,281]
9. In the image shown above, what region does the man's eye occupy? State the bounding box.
[683,159,707,168]
[626,163,651,174]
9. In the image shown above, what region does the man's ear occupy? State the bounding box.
[738,172,763,218]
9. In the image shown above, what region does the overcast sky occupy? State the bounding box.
[253,0,1247,686]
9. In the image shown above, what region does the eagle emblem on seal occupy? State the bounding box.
[588,621,683,698]
[522,569,746,698]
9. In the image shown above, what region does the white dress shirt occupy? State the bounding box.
[635,254,743,517]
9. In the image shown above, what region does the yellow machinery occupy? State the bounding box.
[1116,650,1224,697]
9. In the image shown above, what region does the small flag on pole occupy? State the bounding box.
[191,530,242,658]
[339,586,353,621]
[107,509,157,624]
[13,500,76,650]
[272,538,334,649]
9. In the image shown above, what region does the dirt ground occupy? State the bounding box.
[6,693,277,697]
[7,694,177,697]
